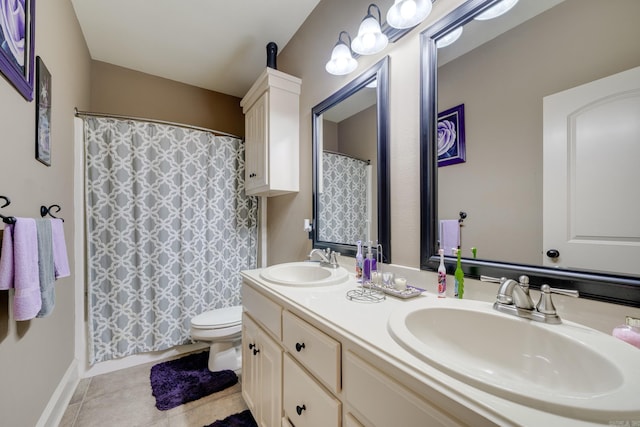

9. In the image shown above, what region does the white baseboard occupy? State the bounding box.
[36,358,80,427]
[83,342,208,378]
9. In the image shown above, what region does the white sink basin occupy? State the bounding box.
[387,298,640,422]
[259,262,349,287]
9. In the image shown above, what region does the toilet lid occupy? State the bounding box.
[191,305,242,329]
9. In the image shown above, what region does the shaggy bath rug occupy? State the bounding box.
[150,351,238,410]
[204,409,257,427]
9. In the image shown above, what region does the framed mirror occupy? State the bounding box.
[312,56,391,261]
[420,0,640,306]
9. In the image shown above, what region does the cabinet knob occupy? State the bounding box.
[546,249,560,259]
[253,348,260,356]
[248,343,255,350]
[296,404,306,416]
[295,342,306,352]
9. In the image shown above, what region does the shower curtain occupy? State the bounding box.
[318,152,370,244]
[84,117,257,364]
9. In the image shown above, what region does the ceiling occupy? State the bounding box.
[70,0,322,98]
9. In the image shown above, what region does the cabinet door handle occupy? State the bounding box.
[296,404,306,416]
[253,348,260,355]
[295,342,306,352]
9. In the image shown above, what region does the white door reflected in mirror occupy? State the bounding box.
[543,66,640,276]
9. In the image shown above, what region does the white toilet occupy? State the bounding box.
[190,305,243,372]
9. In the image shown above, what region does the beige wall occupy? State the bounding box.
[0,0,91,425]
[91,61,244,137]
[271,0,466,266]
[437,0,640,265]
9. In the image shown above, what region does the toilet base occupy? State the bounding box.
[208,341,241,373]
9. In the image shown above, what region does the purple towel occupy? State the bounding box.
[439,219,460,255]
[7,219,42,321]
[50,219,70,278]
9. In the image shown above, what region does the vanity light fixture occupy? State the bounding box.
[474,0,519,20]
[386,0,432,29]
[436,26,463,48]
[351,4,388,56]
[326,31,359,76]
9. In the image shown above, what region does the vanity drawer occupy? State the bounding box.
[283,354,341,427]
[344,351,466,427]
[242,282,282,340]
[282,310,341,394]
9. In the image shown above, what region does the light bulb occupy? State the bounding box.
[400,0,417,19]
[362,32,376,50]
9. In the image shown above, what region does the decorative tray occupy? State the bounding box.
[363,283,425,299]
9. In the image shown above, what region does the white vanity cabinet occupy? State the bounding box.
[241,277,482,427]
[240,68,301,197]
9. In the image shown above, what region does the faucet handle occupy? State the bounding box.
[536,284,579,316]
[547,286,579,298]
[329,251,340,265]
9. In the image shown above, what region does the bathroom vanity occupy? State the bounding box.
[240,265,639,427]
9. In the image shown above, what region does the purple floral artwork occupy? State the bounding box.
[437,104,466,167]
[0,0,26,68]
[0,0,34,101]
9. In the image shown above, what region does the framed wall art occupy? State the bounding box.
[0,0,36,101]
[437,103,466,167]
[35,56,51,166]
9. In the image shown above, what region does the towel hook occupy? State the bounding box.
[41,204,64,222]
[0,195,16,224]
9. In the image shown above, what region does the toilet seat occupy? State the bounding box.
[191,305,242,330]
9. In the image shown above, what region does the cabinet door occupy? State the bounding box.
[245,92,268,194]
[283,354,341,427]
[258,328,283,427]
[242,313,259,414]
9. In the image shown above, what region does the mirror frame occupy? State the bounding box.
[419,0,640,307]
[312,56,391,262]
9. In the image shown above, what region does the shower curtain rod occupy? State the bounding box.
[323,149,370,165]
[74,108,243,140]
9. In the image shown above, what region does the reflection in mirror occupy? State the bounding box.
[420,0,640,306]
[313,57,390,261]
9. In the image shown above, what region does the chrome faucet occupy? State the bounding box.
[481,275,579,324]
[308,248,340,269]
[495,275,535,310]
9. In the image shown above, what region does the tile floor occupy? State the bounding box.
[59,355,247,427]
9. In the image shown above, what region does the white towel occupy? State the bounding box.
[439,220,460,255]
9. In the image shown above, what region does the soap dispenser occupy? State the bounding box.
[613,316,640,349]
[363,241,377,282]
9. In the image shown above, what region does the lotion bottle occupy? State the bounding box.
[437,248,446,298]
[355,240,363,280]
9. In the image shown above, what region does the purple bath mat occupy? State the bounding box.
[150,351,238,410]
[204,409,257,427]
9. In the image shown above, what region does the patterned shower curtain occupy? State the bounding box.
[84,117,257,364]
[318,152,369,244]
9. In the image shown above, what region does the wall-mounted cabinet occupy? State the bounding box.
[240,68,301,197]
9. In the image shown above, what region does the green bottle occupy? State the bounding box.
[454,248,464,299]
